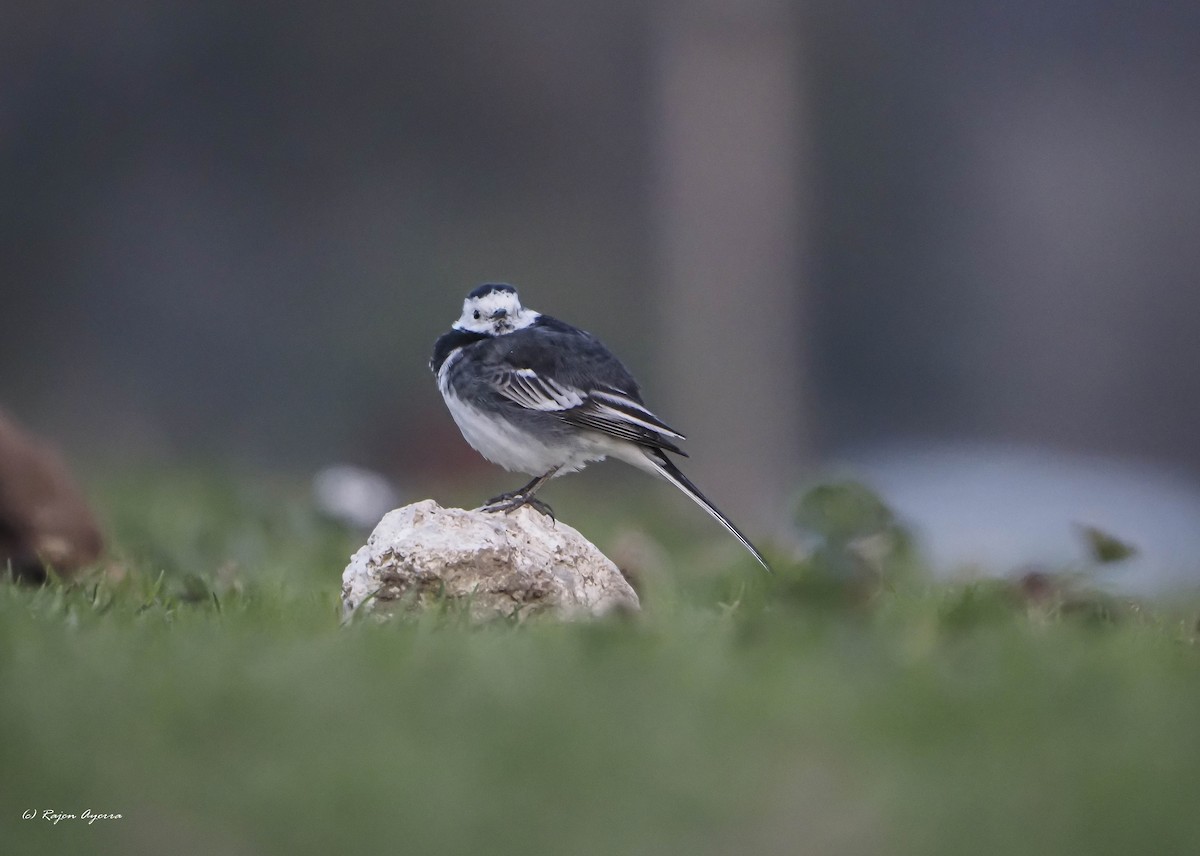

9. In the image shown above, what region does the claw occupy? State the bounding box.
[482,494,556,522]
[483,490,520,507]
[480,468,559,522]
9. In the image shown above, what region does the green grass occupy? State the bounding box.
[2,472,1199,856]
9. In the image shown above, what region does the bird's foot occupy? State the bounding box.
[482,487,524,507]
[482,494,556,522]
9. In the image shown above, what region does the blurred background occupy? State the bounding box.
[4,0,1200,588]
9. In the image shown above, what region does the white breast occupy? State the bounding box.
[437,348,614,476]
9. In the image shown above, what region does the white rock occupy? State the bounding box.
[340,500,640,621]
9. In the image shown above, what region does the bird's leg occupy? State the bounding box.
[482,474,543,508]
[482,467,560,520]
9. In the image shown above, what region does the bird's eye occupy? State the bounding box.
[473,310,481,320]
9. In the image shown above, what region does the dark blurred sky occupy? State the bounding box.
[3,0,1199,481]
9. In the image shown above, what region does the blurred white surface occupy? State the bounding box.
[312,465,401,531]
[840,442,1200,595]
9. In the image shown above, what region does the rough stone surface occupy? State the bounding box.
[341,500,640,621]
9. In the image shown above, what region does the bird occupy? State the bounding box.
[430,283,771,571]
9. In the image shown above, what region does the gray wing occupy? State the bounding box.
[478,322,688,456]
[490,366,688,456]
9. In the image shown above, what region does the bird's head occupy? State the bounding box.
[453,283,539,335]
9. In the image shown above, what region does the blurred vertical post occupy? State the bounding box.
[652,0,810,525]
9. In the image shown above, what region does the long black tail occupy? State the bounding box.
[645,450,772,572]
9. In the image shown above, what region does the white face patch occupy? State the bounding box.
[453,289,540,335]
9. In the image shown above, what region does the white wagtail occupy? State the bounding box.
[430,283,771,571]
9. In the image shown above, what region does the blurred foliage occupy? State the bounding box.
[1078,524,1139,565]
[787,480,920,604]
